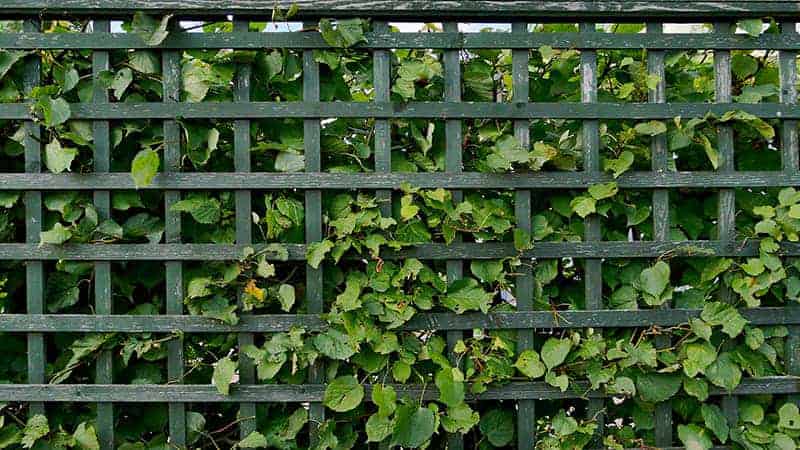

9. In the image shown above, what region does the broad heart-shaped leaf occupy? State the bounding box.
[737,18,764,37]
[639,261,670,299]
[40,222,73,245]
[634,120,667,136]
[588,182,618,200]
[705,352,742,391]
[277,284,295,312]
[323,375,364,412]
[131,12,172,46]
[366,413,394,443]
[479,409,515,447]
[212,356,237,395]
[306,239,334,269]
[21,414,49,448]
[44,138,77,174]
[170,196,221,224]
[72,422,99,450]
[683,341,717,377]
[0,50,26,81]
[435,367,465,407]
[701,404,729,443]
[318,18,367,48]
[678,424,713,450]
[274,151,305,172]
[131,148,160,188]
[313,328,356,360]
[442,278,493,314]
[237,431,267,448]
[701,302,748,338]
[778,403,800,430]
[635,372,681,403]
[603,150,634,178]
[37,96,71,128]
[541,337,572,370]
[514,349,546,378]
[392,404,435,448]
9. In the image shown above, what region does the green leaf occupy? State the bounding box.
[545,370,569,392]
[40,223,73,245]
[634,120,667,136]
[588,182,618,200]
[639,261,671,306]
[314,328,356,360]
[111,68,133,99]
[366,413,394,443]
[705,352,742,391]
[435,367,465,407]
[479,409,514,447]
[701,404,729,443]
[171,197,222,224]
[635,373,681,403]
[683,341,717,377]
[678,424,713,450]
[778,403,800,430]
[212,356,237,395]
[541,337,572,370]
[0,50,26,81]
[274,151,305,172]
[514,349,546,378]
[277,283,295,312]
[737,19,763,37]
[442,278,494,314]
[237,431,268,448]
[392,404,435,448]
[318,18,366,48]
[73,423,100,450]
[603,150,635,178]
[701,302,748,337]
[44,138,77,173]
[132,12,173,46]
[570,195,596,218]
[21,415,48,449]
[323,375,364,412]
[306,239,334,269]
[37,96,71,128]
[131,148,160,188]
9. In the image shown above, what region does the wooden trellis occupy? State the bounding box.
[1,1,800,449]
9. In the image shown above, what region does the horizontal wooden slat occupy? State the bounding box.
[0,101,796,120]
[0,170,798,190]
[0,240,794,261]
[1,307,798,332]
[1,1,798,20]
[2,31,800,50]
[0,377,795,402]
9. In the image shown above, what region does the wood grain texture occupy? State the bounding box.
[3,239,800,261]
[1,306,797,332]
[0,377,795,402]
[3,1,800,19]
[5,31,800,50]
[0,100,797,120]
[6,170,800,190]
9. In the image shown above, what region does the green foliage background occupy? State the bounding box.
[0,12,799,450]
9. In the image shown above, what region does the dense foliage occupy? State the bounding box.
[0,12,799,450]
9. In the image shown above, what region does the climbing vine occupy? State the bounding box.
[0,11,798,450]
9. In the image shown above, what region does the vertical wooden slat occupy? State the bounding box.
[374,22,392,450]
[648,21,673,448]
[303,21,325,445]
[443,20,465,450]
[374,21,392,219]
[780,21,800,406]
[233,18,257,440]
[714,20,739,426]
[92,18,114,449]
[512,21,536,450]
[23,16,44,418]
[580,21,605,442]
[163,20,187,447]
